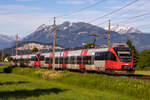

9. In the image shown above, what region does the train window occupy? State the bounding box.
[31,56,36,61]
[95,52,104,60]
[27,59,30,61]
[37,54,40,58]
[55,57,58,64]
[70,56,75,64]
[77,56,81,64]
[88,56,92,64]
[83,56,88,64]
[45,58,50,64]
[64,57,68,64]
[39,56,44,61]
[50,58,53,64]
[111,54,117,61]
[70,56,72,64]
[106,52,117,61]
[35,57,38,61]
[91,55,94,64]
[74,56,77,64]
[95,52,116,60]
[20,59,23,61]
[60,57,63,64]
[83,56,86,64]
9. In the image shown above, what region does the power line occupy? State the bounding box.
[88,0,139,23]
[96,0,146,26]
[96,20,108,26]
[56,0,106,19]
[112,11,150,24]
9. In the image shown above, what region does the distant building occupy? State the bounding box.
[16,42,63,50]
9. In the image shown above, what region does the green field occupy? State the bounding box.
[0,63,150,100]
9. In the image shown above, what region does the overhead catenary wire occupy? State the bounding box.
[112,11,150,25]
[50,0,149,35]
[56,0,106,19]
[95,0,146,26]
[88,0,139,23]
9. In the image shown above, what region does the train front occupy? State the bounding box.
[113,46,134,74]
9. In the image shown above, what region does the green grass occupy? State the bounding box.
[0,73,137,100]
[0,63,150,100]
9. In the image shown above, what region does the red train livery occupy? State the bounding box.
[10,43,134,74]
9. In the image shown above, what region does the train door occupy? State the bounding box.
[49,52,53,68]
[94,52,105,72]
[30,55,37,67]
[39,54,45,68]
[26,54,30,67]
[79,50,88,71]
[34,54,40,67]
[62,51,68,69]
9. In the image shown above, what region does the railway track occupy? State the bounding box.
[107,74,150,81]
[126,74,150,81]
[67,69,150,81]
[69,70,150,81]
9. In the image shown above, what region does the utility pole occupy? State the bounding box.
[52,17,56,70]
[50,26,53,52]
[16,34,18,59]
[1,49,4,62]
[108,20,111,47]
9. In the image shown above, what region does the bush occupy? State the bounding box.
[3,66,15,73]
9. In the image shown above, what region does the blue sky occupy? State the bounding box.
[0,0,150,37]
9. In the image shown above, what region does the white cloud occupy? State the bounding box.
[0,4,49,37]
[0,5,42,14]
[0,7,106,37]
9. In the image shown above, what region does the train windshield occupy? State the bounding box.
[118,52,132,62]
[114,47,132,62]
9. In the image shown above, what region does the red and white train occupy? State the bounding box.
[10,43,134,74]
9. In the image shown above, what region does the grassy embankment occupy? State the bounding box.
[135,70,150,75]
[135,66,150,75]
[0,63,150,100]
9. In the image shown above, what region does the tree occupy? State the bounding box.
[32,47,38,53]
[126,40,139,68]
[137,49,150,69]
[84,43,95,49]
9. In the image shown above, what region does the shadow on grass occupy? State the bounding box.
[0,81,30,86]
[3,66,15,73]
[0,88,68,99]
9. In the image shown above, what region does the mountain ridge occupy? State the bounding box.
[104,24,142,34]
[0,21,150,51]
[21,21,150,51]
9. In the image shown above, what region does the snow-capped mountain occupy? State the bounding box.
[104,25,142,34]
[35,24,50,32]
[21,21,150,51]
